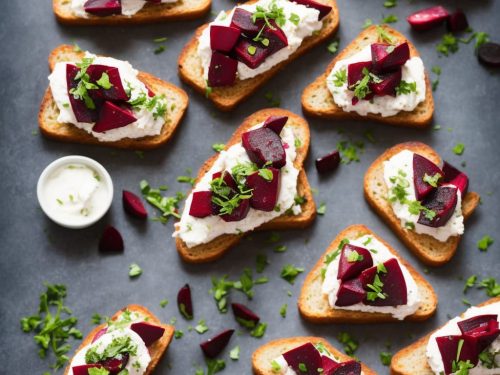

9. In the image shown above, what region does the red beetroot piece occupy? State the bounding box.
[370,69,402,96]
[87,65,129,101]
[208,51,238,87]
[413,153,444,201]
[123,190,147,219]
[262,20,288,55]
[220,198,251,222]
[316,150,340,174]
[442,161,468,195]
[93,101,136,133]
[337,244,373,281]
[92,327,107,343]
[263,115,288,134]
[234,37,270,69]
[130,322,165,346]
[210,25,241,52]
[145,85,155,97]
[66,64,99,123]
[361,258,407,306]
[231,303,260,328]
[282,342,322,375]
[436,335,479,374]
[463,320,500,354]
[407,6,450,31]
[347,61,372,87]
[371,43,410,73]
[321,356,339,374]
[177,284,194,320]
[458,314,498,334]
[478,42,500,68]
[417,186,458,228]
[330,360,362,375]
[200,329,235,358]
[100,353,129,374]
[335,278,366,307]
[241,127,286,168]
[212,171,238,191]
[189,191,213,218]
[246,168,280,211]
[230,8,263,36]
[291,0,332,20]
[99,225,124,252]
[72,364,103,375]
[84,0,121,16]
[447,10,469,32]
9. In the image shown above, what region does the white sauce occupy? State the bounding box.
[197,0,322,81]
[326,45,426,117]
[426,302,500,375]
[71,0,177,18]
[383,150,464,242]
[49,52,167,142]
[173,122,301,248]
[322,234,421,320]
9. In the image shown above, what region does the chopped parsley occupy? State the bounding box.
[383,0,397,8]
[423,173,442,188]
[230,345,240,360]
[362,18,373,29]
[317,202,327,215]
[332,68,347,87]
[205,358,226,375]
[351,67,373,100]
[212,143,225,152]
[250,322,267,338]
[381,14,398,23]
[264,91,281,107]
[256,254,269,273]
[327,39,339,54]
[478,277,500,297]
[337,139,364,163]
[380,351,392,366]
[337,332,359,356]
[129,263,142,278]
[437,33,459,56]
[205,81,213,98]
[177,175,196,186]
[154,45,166,54]
[160,299,169,308]
[431,65,441,91]
[174,330,184,339]
[279,304,287,318]
[210,275,234,313]
[395,80,417,95]
[140,180,183,224]
[463,275,477,293]
[280,264,304,284]
[86,335,137,364]
[252,0,286,28]
[91,313,103,325]
[289,13,300,26]
[69,57,98,110]
[376,25,395,44]
[452,143,465,155]
[96,72,112,90]
[195,319,209,334]
[271,359,282,372]
[298,363,307,372]
[477,235,493,251]
[347,250,364,262]
[154,37,168,43]
[321,238,348,279]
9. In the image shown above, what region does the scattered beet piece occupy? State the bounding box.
[122,190,147,219]
[99,225,124,252]
[231,303,260,328]
[407,6,450,31]
[241,127,286,168]
[72,364,104,375]
[417,186,458,228]
[177,284,194,320]
[130,322,165,346]
[100,353,129,373]
[92,101,136,133]
[478,42,500,68]
[282,342,322,375]
[337,244,373,281]
[200,329,235,358]
[315,150,340,174]
[84,0,121,16]
[446,9,469,32]
[189,191,213,218]
[246,168,280,212]
[413,153,444,201]
[208,51,238,87]
[291,0,332,20]
[210,25,241,52]
[263,115,288,135]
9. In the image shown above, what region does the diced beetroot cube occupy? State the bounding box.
[200,329,235,358]
[282,342,322,375]
[177,284,194,320]
[458,314,498,334]
[246,168,280,211]
[66,64,99,123]
[234,37,269,69]
[407,6,450,31]
[292,0,332,20]
[447,9,469,32]
[93,101,136,133]
[72,364,103,375]
[230,8,263,36]
[436,335,479,374]
[241,127,286,168]
[371,43,410,73]
[478,42,500,68]
[87,65,129,101]
[321,355,339,374]
[99,225,124,253]
[220,198,250,222]
[463,321,499,355]
[417,186,458,228]
[91,327,107,343]
[130,322,165,346]
[335,278,366,307]
[210,25,241,52]
[442,161,469,195]
[231,303,260,327]
[122,190,148,219]
[330,360,361,375]
[84,0,121,16]
[370,69,402,96]
[316,151,340,174]
[100,353,129,373]
[208,51,238,87]
[262,20,288,55]
[189,191,213,218]
[337,244,373,281]
[347,61,372,87]
[263,115,288,134]
[413,153,444,201]
[361,258,407,307]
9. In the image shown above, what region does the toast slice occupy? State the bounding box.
[39,45,188,150]
[177,0,340,111]
[53,0,211,25]
[175,108,316,263]
[63,304,175,375]
[364,142,480,266]
[390,298,500,375]
[298,224,438,324]
[252,336,377,375]
[301,25,434,128]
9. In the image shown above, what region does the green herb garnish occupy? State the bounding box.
[280,264,304,284]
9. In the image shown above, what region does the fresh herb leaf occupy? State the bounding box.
[252,0,286,29]
[395,80,417,95]
[195,319,209,334]
[347,250,364,262]
[317,202,326,215]
[380,351,392,366]
[381,14,398,23]
[256,254,269,273]
[383,0,397,8]
[280,264,304,284]
[437,33,459,56]
[274,245,287,253]
[337,332,358,356]
[478,277,500,297]
[250,322,267,338]
[129,263,142,278]
[452,143,465,155]
[463,275,477,293]
[154,37,168,43]
[289,13,300,26]
[177,175,196,186]
[264,91,281,107]
[280,304,287,318]
[154,45,166,54]
[91,313,102,325]
[212,143,225,152]
[327,39,339,54]
[376,25,395,44]
[96,72,112,90]
[362,18,373,29]
[423,173,442,188]
[332,68,347,87]
[210,275,234,313]
[230,345,240,360]
[477,235,494,252]
[160,299,169,308]
[174,330,184,339]
[139,180,182,223]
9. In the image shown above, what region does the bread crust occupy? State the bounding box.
[301,25,435,128]
[252,336,377,375]
[53,0,211,25]
[364,142,480,266]
[175,108,316,263]
[38,45,188,150]
[390,298,500,375]
[177,0,340,111]
[298,224,438,324]
[63,304,175,375]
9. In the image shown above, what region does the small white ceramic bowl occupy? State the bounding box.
[37,155,114,229]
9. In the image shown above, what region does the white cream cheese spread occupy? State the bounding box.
[173,122,301,248]
[426,302,500,375]
[197,0,322,81]
[383,149,464,242]
[326,45,426,117]
[71,0,177,18]
[322,234,421,320]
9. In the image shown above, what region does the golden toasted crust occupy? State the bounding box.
[252,336,377,375]
[364,142,480,266]
[53,0,211,25]
[301,25,435,128]
[298,224,438,324]
[390,298,500,375]
[38,45,188,150]
[63,304,175,375]
[175,108,316,263]
[177,0,340,111]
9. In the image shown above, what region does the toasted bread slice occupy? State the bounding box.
[39,45,188,150]
[298,224,438,324]
[63,304,175,375]
[390,298,500,375]
[252,336,377,375]
[53,0,211,25]
[178,0,340,111]
[175,108,316,263]
[301,25,434,128]
[364,142,480,266]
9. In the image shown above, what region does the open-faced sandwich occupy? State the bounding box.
[252,336,376,375]
[178,0,339,110]
[173,109,316,263]
[391,298,500,375]
[364,142,480,266]
[64,305,174,375]
[39,45,188,149]
[299,225,437,323]
[302,25,434,128]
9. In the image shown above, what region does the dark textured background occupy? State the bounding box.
[1,0,499,373]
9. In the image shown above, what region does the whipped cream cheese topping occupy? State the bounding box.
[71,0,177,18]
[197,0,322,81]
[326,45,426,117]
[173,122,301,248]
[426,302,500,375]
[49,52,168,142]
[322,234,421,320]
[383,150,464,242]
